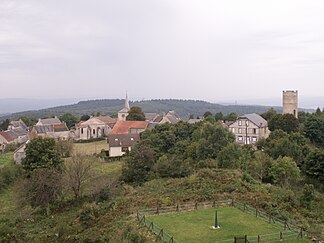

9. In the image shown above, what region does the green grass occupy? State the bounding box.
[73,140,107,155]
[0,152,14,167]
[147,207,308,243]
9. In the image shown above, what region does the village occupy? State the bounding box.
[0,91,299,165]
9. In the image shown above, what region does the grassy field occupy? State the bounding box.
[0,152,14,167]
[73,140,108,155]
[147,207,308,243]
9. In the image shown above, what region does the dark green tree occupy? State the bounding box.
[0,119,9,130]
[19,116,37,127]
[224,112,237,121]
[23,137,63,171]
[304,149,324,182]
[300,184,315,209]
[214,112,224,121]
[126,106,145,121]
[261,108,277,121]
[203,111,213,118]
[217,143,242,169]
[304,114,324,146]
[60,113,79,129]
[121,143,155,184]
[268,114,299,133]
[80,114,90,121]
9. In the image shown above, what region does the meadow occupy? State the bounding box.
[147,207,308,243]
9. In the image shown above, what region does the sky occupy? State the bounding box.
[0,0,324,106]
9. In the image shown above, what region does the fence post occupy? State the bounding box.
[280,231,283,240]
[156,206,159,215]
[195,202,198,210]
[245,235,247,243]
[234,236,237,243]
[159,229,164,239]
[258,235,260,243]
[213,201,216,208]
[255,207,258,217]
[169,236,174,243]
[176,204,179,212]
[299,228,303,239]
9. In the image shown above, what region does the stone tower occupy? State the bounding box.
[282,90,298,118]
[118,92,130,121]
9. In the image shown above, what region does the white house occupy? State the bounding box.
[108,134,140,157]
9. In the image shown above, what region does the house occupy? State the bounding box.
[0,131,15,152]
[111,120,149,134]
[8,119,28,131]
[36,116,62,126]
[228,113,270,145]
[187,118,203,124]
[14,142,28,164]
[118,93,130,121]
[75,116,116,140]
[159,111,181,124]
[108,134,140,157]
[30,123,70,140]
[108,120,149,157]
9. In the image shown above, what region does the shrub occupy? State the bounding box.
[79,203,99,228]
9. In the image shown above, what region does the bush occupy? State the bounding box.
[0,164,22,192]
[79,203,99,228]
[97,187,110,202]
[153,155,192,178]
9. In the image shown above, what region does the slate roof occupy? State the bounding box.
[9,120,28,130]
[111,121,149,134]
[145,113,157,121]
[37,117,62,125]
[33,125,53,134]
[11,127,28,136]
[238,113,268,128]
[108,134,140,147]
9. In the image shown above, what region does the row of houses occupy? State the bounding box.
[1,93,270,162]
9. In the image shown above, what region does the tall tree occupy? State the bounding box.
[269,156,300,187]
[126,106,145,121]
[0,119,9,130]
[23,137,63,171]
[60,113,79,129]
[268,113,299,133]
[214,112,224,121]
[304,114,324,146]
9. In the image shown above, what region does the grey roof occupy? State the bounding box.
[145,113,157,121]
[38,117,62,125]
[108,134,140,147]
[7,130,18,139]
[33,125,53,134]
[239,113,268,128]
[11,127,28,136]
[9,120,28,130]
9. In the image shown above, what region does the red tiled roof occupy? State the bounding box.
[111,121,149,134]
[53,124,69,132]
[0,131,15,142]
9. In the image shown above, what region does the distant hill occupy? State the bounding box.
[0,99,313,121]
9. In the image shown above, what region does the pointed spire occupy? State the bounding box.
[125,91,130,111]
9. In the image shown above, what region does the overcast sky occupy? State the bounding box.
[0,0,324,104]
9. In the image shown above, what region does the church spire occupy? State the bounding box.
[125,91,130,111]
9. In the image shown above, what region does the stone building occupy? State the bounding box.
[283,90,298,118]
[228,113,270,145]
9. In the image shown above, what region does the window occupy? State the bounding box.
[238,128,242,134]
[253,128,257,134]
[122,147,129,152]
[238,120,242,126]
[131,137,134,141]
[81,128,83,134]
[238,136,243,141]
[252,137,257,143]
[115,138,118,141]
[232,128,235,133]
[245,120,249,126]
[93,129,95,135]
